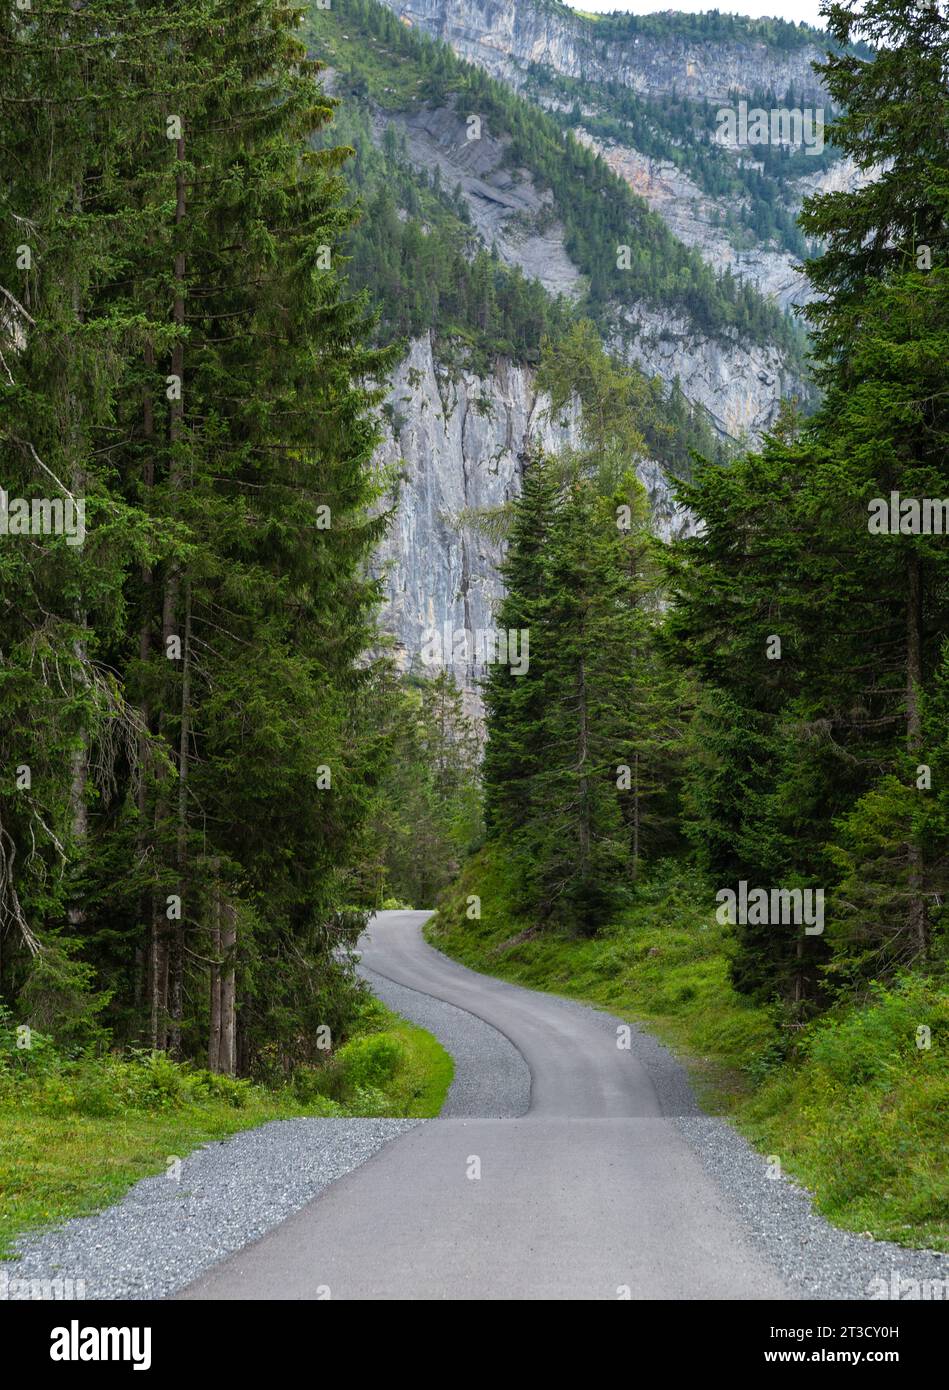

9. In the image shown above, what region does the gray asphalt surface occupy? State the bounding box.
[10,910,945,1300]
[180,910,848,1300]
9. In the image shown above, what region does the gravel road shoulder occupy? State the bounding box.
[2,1118,419,1300]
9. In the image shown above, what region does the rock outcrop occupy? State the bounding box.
[375,101,805,441]
[383,0,829,104]
[371,334,690,703]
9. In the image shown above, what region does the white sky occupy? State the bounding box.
[573,2,827,28]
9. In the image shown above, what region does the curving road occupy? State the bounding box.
[181,910,795,1300]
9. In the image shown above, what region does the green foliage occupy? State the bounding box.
[666,11,949,998]
[483,440,690,932]
[356,669,483,910]
[0,1002,451,1253]
[313,101,573,369]
[0,1006,59,1080]
[292,1032,402,1104]
[801,0,949,378]
[0,0,394,1071]
[571,6,825,49]
[802,976,946,1087]
[744,975,949,1248]
[338,1031,403,1089]
[306,10,733,476]
[0,1034,255,1118]
[535,68,835,264]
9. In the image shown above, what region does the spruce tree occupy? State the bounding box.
[1,0,395,1070]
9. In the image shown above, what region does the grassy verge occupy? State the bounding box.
[428,846,948,1252]
[0,999,452,1258]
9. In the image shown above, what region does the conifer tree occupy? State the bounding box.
[667,1,949,1000]
[1,0,395,1070]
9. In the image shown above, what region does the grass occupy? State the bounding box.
[0,1002,452,1259]
[428,845,949,1252]
[308,7,435,112]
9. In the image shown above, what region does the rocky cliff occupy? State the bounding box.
[314,1,837,705]
[384,0,828,103]
[372,334,690,702]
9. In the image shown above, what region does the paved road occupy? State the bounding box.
[181,910,794,1300]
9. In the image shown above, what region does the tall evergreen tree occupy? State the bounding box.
[1,1,395,1071]
[667,0,949,1001]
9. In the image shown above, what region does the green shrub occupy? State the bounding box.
[351,1084,386,1114]
[349,993,390,1034]
[123,1051,188,1110]
[338,1032,403,1089]
[186,1069,252,1108]
[292,1061,345,1104]
[804,976,948,1087]
[70,1064,125,1117]
[0,1004,60,1079]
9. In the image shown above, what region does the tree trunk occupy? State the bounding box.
[906,551,928,958]
[67,195,88,931]
[208,867,222,1072]
[140,338,159,1045]
[577,655,590,876]
[632,750,640,881]
[167,580,192,1054]
[220,898,237,1076]
[158,133,188,1052]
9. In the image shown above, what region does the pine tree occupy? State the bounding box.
[484,449,668,932]
[0,0,167,1030]
[526,473,643,931]
[801,0,949,379]
[483,449,558,844]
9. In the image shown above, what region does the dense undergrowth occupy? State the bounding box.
[0,997,451,1257]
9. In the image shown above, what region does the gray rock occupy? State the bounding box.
[386,0,830,105]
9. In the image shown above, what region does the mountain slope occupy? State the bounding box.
[305,0,821,696]
[310,0,813,423]
[377,1,869,315]
[382,1,831,102]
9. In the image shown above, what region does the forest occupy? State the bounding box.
[0,0,947,1261]
[542,72,837,261]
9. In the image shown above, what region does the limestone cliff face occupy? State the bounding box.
[573,134,876,319]
[372,334,690,700]
[615,306,792,442]
[383,0,828,103]
[371,104,581,299]
[576,130,813,314]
